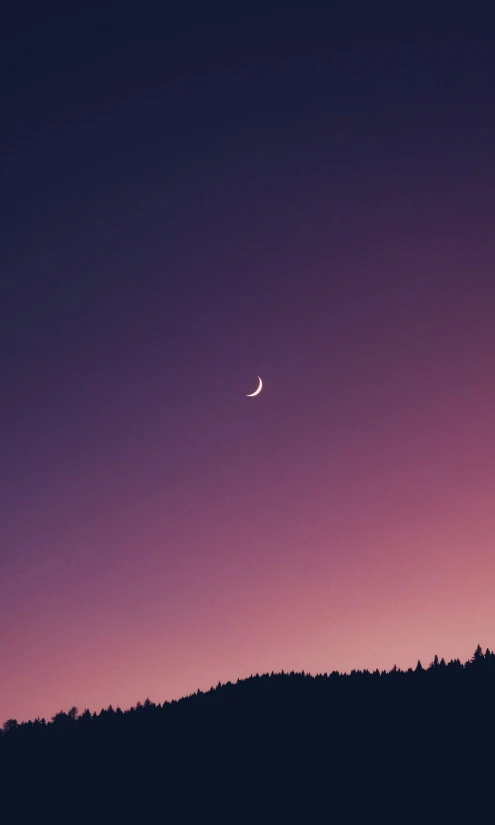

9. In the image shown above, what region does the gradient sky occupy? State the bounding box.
[2,6,495,724]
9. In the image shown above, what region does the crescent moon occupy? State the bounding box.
[246,376,263,397]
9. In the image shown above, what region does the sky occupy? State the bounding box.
[2,5,495,724]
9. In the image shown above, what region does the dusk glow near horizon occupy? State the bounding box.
[2,12,495,726]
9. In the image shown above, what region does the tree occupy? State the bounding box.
[472,644,483,663]
[3,719,18,733]
[415,660,424,672]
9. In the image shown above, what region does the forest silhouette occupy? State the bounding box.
[2,645,494,820]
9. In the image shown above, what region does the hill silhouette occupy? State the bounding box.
[2,645,494,822]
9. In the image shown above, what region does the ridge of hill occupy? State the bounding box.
[2,645,494,821]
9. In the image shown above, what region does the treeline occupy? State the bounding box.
[1,645,494,820]
[2,644,493,736]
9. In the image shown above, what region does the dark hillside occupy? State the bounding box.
[2,646,494,821]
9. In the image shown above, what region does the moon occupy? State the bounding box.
[246,376,263,397]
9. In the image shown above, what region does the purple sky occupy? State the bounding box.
[2,9,495,723]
